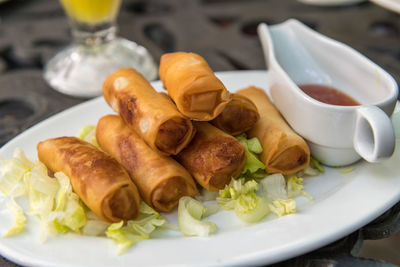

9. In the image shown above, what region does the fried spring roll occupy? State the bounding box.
[37,137,141,222]
[211,93,260,135]
[159,52,230,121]
[96,115,197,212]
[103,68,195,155]
[237,86,310,174]
[176,122,246,192]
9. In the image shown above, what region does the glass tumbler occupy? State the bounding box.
[44,0,157,98]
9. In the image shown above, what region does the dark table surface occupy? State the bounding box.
[0,0,399,266]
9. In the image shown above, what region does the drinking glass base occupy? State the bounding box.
[43,37,158,98]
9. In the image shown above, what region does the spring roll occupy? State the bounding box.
[211,93,260,135]
[176,122,246,192]
[96,115,197,212]
[159,52,230,121]
[237,86,310,174]
[103,68,195,155]
[37,137,141,223]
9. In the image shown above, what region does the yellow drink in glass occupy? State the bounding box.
[44,0,157,98]
[60,0,122,24]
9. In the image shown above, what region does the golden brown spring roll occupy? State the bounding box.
[103,68,195,155]
[237,86,310,174]
[176,122,246,192]
[96,115,197,212]
[211,93,260,135]
[37,137,141,223]
[159,52,230,121]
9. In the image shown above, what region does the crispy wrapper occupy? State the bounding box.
[159,52,230,121]
[37,137,141,223]
[176,122,246,192]
[96,115,197,212]
[103,68,195,155]
[211,93,260,135]
[237,86,310,174]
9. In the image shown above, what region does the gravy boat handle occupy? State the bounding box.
[354,106,395,162]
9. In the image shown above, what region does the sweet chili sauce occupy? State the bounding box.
[298,84,360,106]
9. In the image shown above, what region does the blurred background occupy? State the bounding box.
[0,0,399,266]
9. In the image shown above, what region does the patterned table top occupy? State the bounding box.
[0,0,399,266]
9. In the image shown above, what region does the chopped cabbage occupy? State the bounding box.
[178,196,217,237]
[106,202,166,255]
[77,125,98,147]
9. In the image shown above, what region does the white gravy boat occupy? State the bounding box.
[257,19,398,166]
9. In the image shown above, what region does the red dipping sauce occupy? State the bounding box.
[299,84,360,106]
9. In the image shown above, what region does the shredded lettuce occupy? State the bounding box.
[236,134,266,175]
[310,156,324,173]
[339,167,354,174]
[49,172,86,233]
[259,173,288,200]
[178,196,217,236]
[287,176,313,201]
[106,202,166,255]
[0,148,33,196]
[269,199,297,217]
[77,125,98,147]
[218,178,269,223]
[2,200,26,237]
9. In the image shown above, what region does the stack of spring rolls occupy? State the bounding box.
[37,51,311,223]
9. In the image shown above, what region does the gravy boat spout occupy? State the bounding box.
[257,19,398,166]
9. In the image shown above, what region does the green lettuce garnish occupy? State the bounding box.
[217,178,269,223]
[310,156,324,173]
[77,125,98,147]
[2,200,26,237]
[287,176,313,201]
[259,173,288,200]
[48,172,87,234]
[236,134,266,175]
[269,199,297,217]
[178,196,217,237]
[106,202,166,255]
[0,148,33,196]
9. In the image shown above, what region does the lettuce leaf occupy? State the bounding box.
[259,173,288,200]
[0,148,33,196]
[178,196,217,237]
[77,125,98,147]
[217,178,269,223]
[269,199,297,217]
[49,172,86,233]
[310,156,324,173]
[287,176,313,201]
[236,134,266,175]
[106,202,166,255]
[2,200,26,237]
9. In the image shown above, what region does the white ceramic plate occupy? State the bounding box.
[370,0,400,13]
[0,71,399,267]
